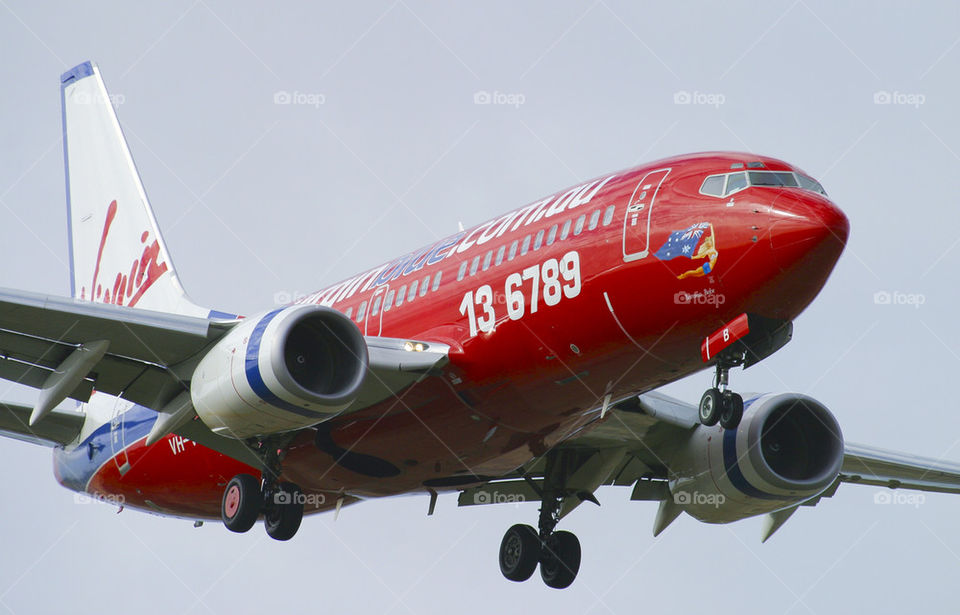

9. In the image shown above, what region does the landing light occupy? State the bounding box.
[403,341,427,352]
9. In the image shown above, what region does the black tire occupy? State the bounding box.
[719,392,744,429]
[699,388,722,426]
[264,482,304,541]
[222,474,261,533]
[540,531,581,589]
[499,524,540,582]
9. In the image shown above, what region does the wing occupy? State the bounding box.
[0,401,84,446]
[458,391,960,538]
[840,443,960,494]
[0,288,448,463]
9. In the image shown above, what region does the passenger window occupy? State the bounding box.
[495,245,505,266]
[482,251,492,271]
[699,174,725,197]
[408,281,418,302]
[470,255,480,276]
[358,301,367,320]
[521,235,531,256]
[420,276,429,297]
[457,262,467,281]
[574,215,586,236]
[345,307,353,319]
[546,224,558,246]
[602,205,615,226]
[396,286,405,306]
[588,210,600,231]
[508,240,518,261]
[384,290,395,311]
[432,271,442,291]
[560,219,571,240]
[371,296,382,316]
[725,172,747,195]
[534,229,544,250]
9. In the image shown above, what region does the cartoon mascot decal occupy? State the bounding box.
[653,222,718,279]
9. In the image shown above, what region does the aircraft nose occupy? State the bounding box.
[769,193,849,263]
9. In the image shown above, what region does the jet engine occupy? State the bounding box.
[191,305,367,439]
[669,393,844,523]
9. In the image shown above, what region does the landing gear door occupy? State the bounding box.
[622,168,670,262]
[110,397,133,476]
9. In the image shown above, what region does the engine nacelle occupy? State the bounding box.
[669,393,844,523]
[191,305,368,439]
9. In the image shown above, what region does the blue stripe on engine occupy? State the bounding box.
[244,309,324,418]
[721,427,780,500]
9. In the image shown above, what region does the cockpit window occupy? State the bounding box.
[796,173,826,195]
[699,174,725,197]
[700,169,826,198]
[748,171,798,188]
[725,172,747,194]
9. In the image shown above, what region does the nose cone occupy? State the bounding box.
[761,192,849,319]
[769,193,849,255]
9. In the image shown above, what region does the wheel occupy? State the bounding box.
[540,530,581,589]
[222,474,261,533]
[699,388,722,426]
[264,482,304,541]
[499,524,540,582]
[719,392,744,429]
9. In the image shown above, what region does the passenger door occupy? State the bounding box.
[622,168,671,262]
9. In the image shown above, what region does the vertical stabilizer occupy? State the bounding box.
[61,61,208,316]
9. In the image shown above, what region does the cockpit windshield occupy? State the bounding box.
[699,170,826,197]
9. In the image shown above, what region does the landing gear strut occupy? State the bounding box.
[699,351,744,429]
[220,441,305,541]
[498,455,585,589]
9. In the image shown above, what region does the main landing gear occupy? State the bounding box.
[499,490,582,589]
[499,452,590,589]
[221,444,304,541]
[698,351,744,430]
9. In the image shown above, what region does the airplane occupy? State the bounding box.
[2,60,959,590]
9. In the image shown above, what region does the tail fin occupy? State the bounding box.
[60,61,209,317]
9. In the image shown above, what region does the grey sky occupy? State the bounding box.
[2,1,960,613]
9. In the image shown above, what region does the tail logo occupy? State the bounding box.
[80,199,168,307]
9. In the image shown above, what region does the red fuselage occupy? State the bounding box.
[58,151,849,519]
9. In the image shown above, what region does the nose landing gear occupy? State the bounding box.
[699,352,744,429]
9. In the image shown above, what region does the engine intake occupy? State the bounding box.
[191,305,367,439]
[669,393,844,523]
